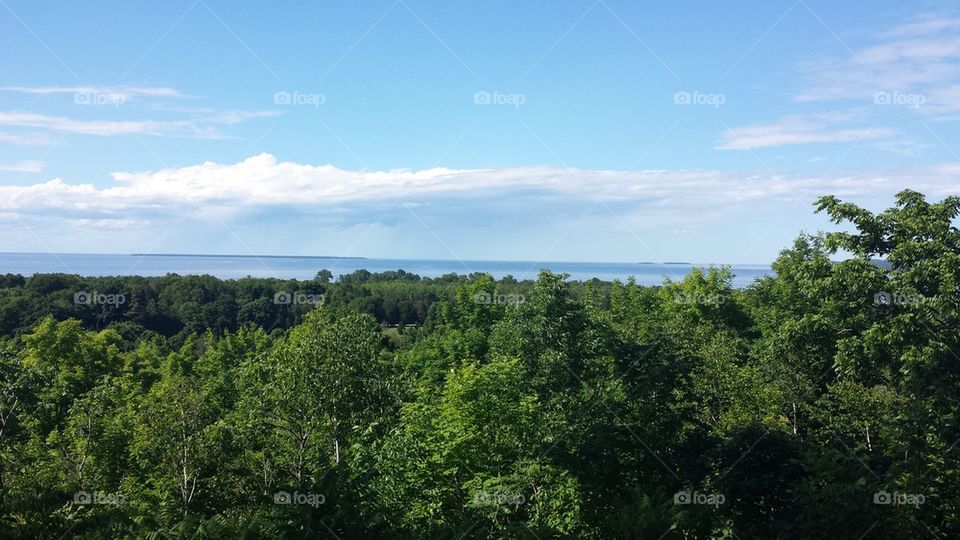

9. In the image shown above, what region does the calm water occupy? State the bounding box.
[0,252,773,287]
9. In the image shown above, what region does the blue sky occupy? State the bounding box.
[1,0,959,264]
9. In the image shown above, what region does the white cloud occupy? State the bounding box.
[0,110,281,138]
[0,112,187,136]
[870,139,935,157]
[0,132,54,146]
[0,160,43,172]
[719,13,960,153]
[1,154,788,216]
[2,85,185,99]
[2,155,956,261]
[0,83,278,138]
[795,14,960,118]
[66,218,150,229]
[0,154,955,223]
[716,112,893,150]
[881,15,960,38]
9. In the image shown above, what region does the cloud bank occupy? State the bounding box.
[2,153,957,225]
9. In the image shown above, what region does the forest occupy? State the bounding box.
[0,190,958,538]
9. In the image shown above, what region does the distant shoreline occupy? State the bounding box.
[129,253,367,260]
[0,253,774,285]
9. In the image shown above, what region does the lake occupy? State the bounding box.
[0,252,774,287]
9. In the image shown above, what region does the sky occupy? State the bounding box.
[1,0,960,264]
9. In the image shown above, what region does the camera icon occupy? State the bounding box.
[673,490,691,504]
[274,491,291,504]
[673,90,691,105]
[473,91,491,105]
[74,291,91,305]
[74,490,92,504]
[874,291,892,305]
[73,92,92,105]
[874,490,892,505]
[873,91,891,105]
[473,292,491,304]
[273,91,292,105]
[274,291,292,305]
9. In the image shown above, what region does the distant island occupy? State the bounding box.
[130,253,366,260]
[638,261,691,265]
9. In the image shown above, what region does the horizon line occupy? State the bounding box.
[0,251,774,267]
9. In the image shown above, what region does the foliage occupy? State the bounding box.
[0,190,958,538]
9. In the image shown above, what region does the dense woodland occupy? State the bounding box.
[0,191,958,538]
